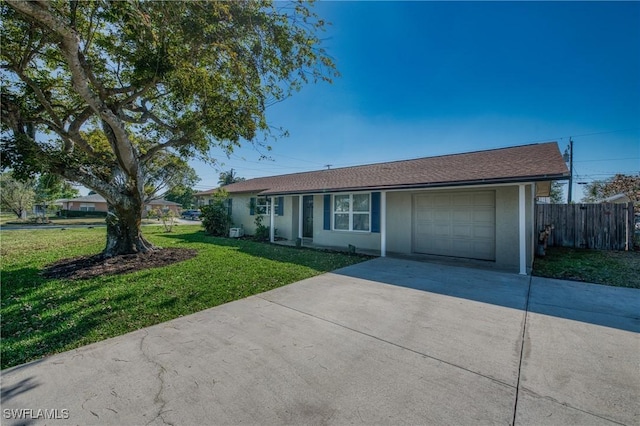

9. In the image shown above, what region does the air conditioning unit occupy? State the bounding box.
[229,227,245,238]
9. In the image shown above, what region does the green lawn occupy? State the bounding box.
[0,212,18,225]
[1,226,371,369]
[532,247,640,289]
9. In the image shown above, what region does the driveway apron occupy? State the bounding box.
[1,257,638,425]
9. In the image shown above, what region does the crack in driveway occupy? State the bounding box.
[139,330,175,426]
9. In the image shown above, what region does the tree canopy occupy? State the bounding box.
[1,0,336,255]
[581,173,640,211]
[549,181,564,204]
[164,185,197,209]
[35,173,80,204]
[0,171,35,218]
[219,168,245,186]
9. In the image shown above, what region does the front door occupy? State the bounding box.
[303,195,313,238]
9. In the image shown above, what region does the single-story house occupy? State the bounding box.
[196,142,570,274]
[57,194,182,217]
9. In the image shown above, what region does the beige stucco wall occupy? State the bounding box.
[310,194,381,251]
[228,194,254,234]
[494,185,534,271]
[66,201,109,212]
[277,196,295,240]
[386,191,412,253]
[229,194,295,240]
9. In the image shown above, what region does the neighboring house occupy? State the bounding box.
[601,193,631,204]
[196,142,570,274]
[58,194,181,217]
[194,190,218,207]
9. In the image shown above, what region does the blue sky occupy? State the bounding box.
[192,1,640,202]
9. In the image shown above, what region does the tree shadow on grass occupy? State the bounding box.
[1,267,143,370]
[160,230,373,273]
[2,230,369,370]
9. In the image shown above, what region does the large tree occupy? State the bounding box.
[549,181,564,204]
[164,185,197,209]
[1,0,336,256]
[0,171,35,219]
[581,173,640,212]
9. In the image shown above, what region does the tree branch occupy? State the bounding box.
[7,0,140,180]
[10,65,64,129]
[139,134,193,164]
[67,106,98,155]
[124,103,175,132]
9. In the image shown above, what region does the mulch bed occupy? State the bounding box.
[42,248,198,280]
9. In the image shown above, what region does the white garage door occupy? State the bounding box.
[413,191,495,261]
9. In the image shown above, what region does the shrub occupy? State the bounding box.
[201,201,231,236]
[252,214,276,241]
[60,210,108,218]
[147,208,177,232]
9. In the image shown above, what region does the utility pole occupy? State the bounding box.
[564,137,574,203]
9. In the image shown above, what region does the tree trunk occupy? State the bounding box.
[103,199,155,257]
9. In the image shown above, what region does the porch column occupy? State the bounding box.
[380,191,387,257]
[518,184,526,275]
[270,196,275,243]
[298,195,304,246]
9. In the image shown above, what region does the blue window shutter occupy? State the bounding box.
[250,197,255,216]
[323,194,331,230]
[277,197,284,216]
[228,198,233,216]
[371,192,381,233]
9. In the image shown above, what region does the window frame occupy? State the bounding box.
[255,196,279,216]
[79,204,96,212]
[332,193,371,232]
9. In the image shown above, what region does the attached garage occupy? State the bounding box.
[413,191,496,261]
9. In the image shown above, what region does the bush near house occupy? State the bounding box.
[252,214,273,242]
[201,203,231,237]
[59,210,108,218]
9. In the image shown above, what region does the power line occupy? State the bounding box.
[525,127,640,144]
[574,157,640,163]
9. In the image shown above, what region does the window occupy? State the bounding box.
[333,193,370,231]
[255,197,279,215]
[79,204,95,212]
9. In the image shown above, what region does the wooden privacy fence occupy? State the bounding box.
[535,202,634,251]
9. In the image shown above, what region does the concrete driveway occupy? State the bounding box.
[2,257,638,425]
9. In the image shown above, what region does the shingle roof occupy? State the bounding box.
[58,194,106,203]
[194,188,220,197]
[218,142,570,196]
[149,199,181,207]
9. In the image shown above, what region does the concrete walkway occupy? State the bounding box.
[2,258,638,425]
